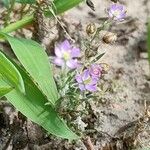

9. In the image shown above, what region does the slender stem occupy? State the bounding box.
[4,0,16,26]
[84,20,111,62]
[0,15,34,34]
[91,20,110,43]
[0,0,84,35]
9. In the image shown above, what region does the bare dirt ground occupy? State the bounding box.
[0,0,150,150]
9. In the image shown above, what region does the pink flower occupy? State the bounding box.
[75,64,102,92]
[89,64,102,79]
[75,69,98,92]
[54,40,81,69]
[108,4,126,21]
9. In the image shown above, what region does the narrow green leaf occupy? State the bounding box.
[0,15,33,34]
[15,0,35,4]
[91,52,105,63]
[5,60,78,140]
[1,33,58,106]
[0,51,25,93]
[0,0,84,34]
[0,76,13,97]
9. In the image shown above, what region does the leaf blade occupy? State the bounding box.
[0,76,13,97]
[5,61,78,140]
[0,50,25,93]
[53,0,83,14]
[1,33,58,106]
[15,0,35,4]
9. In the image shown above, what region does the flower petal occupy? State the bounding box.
[86,84,97,92]
[89,64,102,78]
[108,11,114,18]
[71,47,81,58]
[116,5,124,11]
[66,59,78,69]
[60,40,71,51]
[90,77,99,84]
[109,4,117,10]
[108,4,126,21]
[55,46,63,58]
[75,74,83,83]
[117,12,126,20]
[82,69,90,80]
[53,57,64,66]
[79,84,86,91]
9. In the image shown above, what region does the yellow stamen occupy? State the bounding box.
[63,51,70,60]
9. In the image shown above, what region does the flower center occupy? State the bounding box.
[93,68,100,75]
[113,10,120,17]
[63,51,70,60]
[84,77,91,84]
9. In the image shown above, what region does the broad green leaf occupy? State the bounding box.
[15,0,83,10]
[2,0,16,9]
[147,20,150,66]
[0,76,13,97]
[53,0,83,14]
[16,0,83,16]
[2,0,10,8]
[5,59,78,140]
[1,33,58,106]
[0,51,25,93]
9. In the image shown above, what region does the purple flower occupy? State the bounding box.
[108,4,126,21]
[89,64,102,79]
[54,40,81,69]
[75,69,98,92]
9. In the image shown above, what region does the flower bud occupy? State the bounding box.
[86,23,96,35]
[100,63,110,73]
[102,32,117,44]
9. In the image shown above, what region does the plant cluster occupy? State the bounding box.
[0,0,126,140]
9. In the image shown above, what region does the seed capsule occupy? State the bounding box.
[102,32,117,44]
[86,23,96,35]
[100,63,110,72]
[86,0,95,11]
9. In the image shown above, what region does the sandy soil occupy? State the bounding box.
[0,0,150,149]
